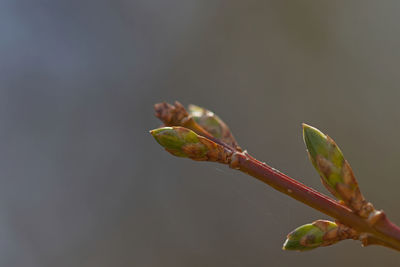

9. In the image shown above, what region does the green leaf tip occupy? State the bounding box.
[150,126,232,164]
[188,104,238,148]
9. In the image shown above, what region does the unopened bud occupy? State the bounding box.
[188,104,238,148]
[150,126,232,163]
[283,220,358,251]
[302,124,372,216]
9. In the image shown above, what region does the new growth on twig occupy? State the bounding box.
[150,101,400,252]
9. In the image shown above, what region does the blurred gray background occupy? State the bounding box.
[1,0,400,266]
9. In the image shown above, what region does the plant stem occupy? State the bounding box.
[152,101,400,251]
[231,152,400,251]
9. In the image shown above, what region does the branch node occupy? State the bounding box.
[367,210,386,227]
[229,152,243,170]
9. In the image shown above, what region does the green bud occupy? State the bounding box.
[150,127,207,158]
[283,220,339,251]
[302,124,367,214]
[302,124,344,190]
[150,126,231,163]
[188,104,238,148]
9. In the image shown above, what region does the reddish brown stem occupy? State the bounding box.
[231,152,400,251]
[153,101,400,251]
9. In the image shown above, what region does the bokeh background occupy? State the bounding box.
[2,0,400,266]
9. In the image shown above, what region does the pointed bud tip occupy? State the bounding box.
[149,126,192,151]
[302,123,329,159]
[302,123,325,140]
[149,127,173,136]
[282,238,314,252]
[282,241,302,251]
